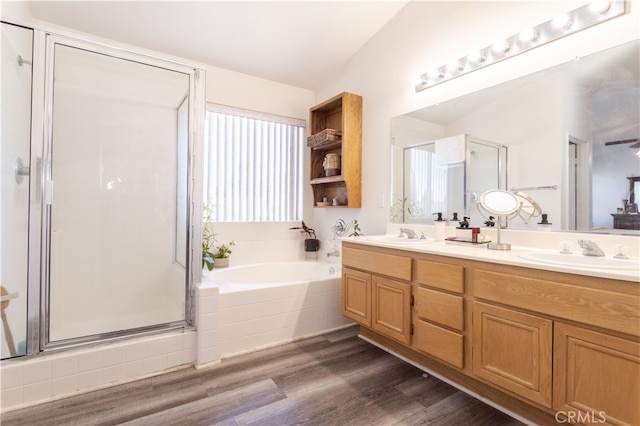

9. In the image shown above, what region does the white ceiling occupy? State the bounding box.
[27,1,408,90]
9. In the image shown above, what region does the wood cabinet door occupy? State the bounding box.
[472,302,552,407]
[371,275,412,344]
[342,267,371,326]
[554,322,640,426]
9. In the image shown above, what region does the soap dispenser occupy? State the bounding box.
[433,212,446,242]
[537,213,552,232]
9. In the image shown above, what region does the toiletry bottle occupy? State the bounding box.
[537,213,552,232]
[433,212,445,242]
[472,227,480,243]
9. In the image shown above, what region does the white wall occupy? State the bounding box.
[203,65,320,262]
[312,1,640,239]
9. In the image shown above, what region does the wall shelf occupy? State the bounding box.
[308,92,362,208]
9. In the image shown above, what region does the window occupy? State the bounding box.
[204,104,305,222]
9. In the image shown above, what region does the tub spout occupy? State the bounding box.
[327,250,340,258]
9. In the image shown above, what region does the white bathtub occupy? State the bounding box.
[201,260,351,358]
[204,261,341,292]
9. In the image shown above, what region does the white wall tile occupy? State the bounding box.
[51,375,78,395]
[22,361,51,385]
[22,380,52,404]
[102,364,126,384]
[0,365,23,389]
[77,369,102,390]
[51,356,78,379]
[78,351,102,373]
[1,387,23,408]
[101,346,126,368]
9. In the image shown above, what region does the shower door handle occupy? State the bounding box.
[14,157,30,184]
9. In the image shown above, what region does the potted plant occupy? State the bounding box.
[212,241,235,268]
[202,204,216,271]
[290,221,319,252]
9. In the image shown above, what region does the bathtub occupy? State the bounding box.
[204,261,341,291]
[201,261,351,358]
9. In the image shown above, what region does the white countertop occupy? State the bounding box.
[343,235,640,283]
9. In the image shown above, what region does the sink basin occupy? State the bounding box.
[518,251,639,271]
[367,234,433,244]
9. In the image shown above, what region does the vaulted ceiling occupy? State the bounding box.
[27,1,408,90]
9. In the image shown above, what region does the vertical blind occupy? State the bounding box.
[204,104,305,222]
[406,148,448,219]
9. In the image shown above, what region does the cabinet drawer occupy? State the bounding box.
[415,287,464,331]
[343,247,412,281]
[415,260,464,293]
[414,319,464,368]
[474,269,640,337]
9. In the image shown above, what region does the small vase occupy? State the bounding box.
[214,257,229,268]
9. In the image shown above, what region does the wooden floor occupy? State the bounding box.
[1,326,524,426]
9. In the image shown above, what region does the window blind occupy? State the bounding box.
[204,104,305,222]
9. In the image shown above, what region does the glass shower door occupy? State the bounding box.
[47,41,191,343]
[1,23,33,359]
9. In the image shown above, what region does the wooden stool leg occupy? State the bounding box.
[1,286,18,358]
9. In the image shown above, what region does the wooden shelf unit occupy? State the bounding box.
[309,92,362,208]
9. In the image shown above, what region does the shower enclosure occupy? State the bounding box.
[1,23,203,359]
[397,134,508,227]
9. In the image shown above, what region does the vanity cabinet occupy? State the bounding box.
[341,240,640,425]
[413,260,465,368]
[308,92,362,208]
[342,246,412,343]
[554,323,640,426]
[472,302,552,407]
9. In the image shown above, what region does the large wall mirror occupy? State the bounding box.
[391,39,639,235]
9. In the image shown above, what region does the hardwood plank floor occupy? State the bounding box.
[1,327,524,426]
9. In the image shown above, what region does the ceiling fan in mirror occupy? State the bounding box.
[604,138,640,149]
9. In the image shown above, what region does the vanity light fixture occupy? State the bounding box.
[415,0,625,92]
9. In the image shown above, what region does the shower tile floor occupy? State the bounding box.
[2,327,527,425]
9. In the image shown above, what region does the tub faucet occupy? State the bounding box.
[577,239,605,257]
[399,228,418,239]
[327,250,340,258]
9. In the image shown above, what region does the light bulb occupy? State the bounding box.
[589,0,611,14]
[428,68,442,80]
[519,28,539,42]
[468,50,485,63]
[448,59,463,72]
[492,39,510,53]
[552,13,572,30]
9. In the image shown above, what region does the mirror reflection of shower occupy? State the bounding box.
[396,134,507,227]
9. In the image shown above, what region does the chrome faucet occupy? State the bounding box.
[399,228,418,239]
[327,250,340,258]
[577,239,605,257]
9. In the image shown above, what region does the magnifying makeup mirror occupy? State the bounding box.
[479,190,520,217]
[477,189,541,250]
